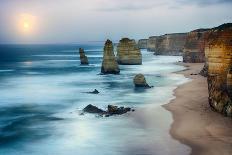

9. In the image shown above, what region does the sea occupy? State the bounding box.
[0,43,191,155]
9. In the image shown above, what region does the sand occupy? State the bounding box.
[164,63,232,155]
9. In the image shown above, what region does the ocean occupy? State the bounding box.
[0,43,191,155]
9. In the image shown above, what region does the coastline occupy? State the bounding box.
[164,63,232,155]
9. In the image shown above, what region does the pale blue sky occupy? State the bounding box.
[0,0,231,44]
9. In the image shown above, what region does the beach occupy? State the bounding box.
[164,63,232,155]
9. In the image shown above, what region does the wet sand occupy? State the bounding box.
[164,63,232,155]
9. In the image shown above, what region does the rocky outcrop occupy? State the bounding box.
[117,38,142,65]
[205,23,232,116]
[183,29,210,63]
[133,74,150,88]
[147,33,187,55]
[79,48,89,65]
[101,39,120,74]
[82,104,133,116]
[138,39,148,49]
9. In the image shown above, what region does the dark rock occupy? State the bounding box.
[82,104,133,116]
[86,89,99,94]
[83,104,105,114]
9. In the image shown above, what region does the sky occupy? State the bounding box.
[0,0,231,44]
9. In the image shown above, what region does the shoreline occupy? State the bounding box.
[164,63,232,155]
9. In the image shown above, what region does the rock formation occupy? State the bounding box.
[183,29,210,63]
[82,104,133,116]
[79,48,89,65]
[205,23,232,116]
[101,39,120,74]
[117,38,142,65]
[138,39,148,49]
[147,36,159,52]
[133,74,150,88]
[147,33,187,55]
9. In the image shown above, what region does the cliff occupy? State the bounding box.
[101,39,120,74]
[138,39,148,49]
[183,29,210,63]
[117,38,142,65]
[79,48,89,65]
[147,33,187,55]
[205,23,232,116]
[147,36,158,52]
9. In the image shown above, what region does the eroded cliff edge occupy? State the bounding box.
[205,23,232,116]
[146,33,187,55]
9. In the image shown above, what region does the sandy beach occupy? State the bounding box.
[164,63,232,155]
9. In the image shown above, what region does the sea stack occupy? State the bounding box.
[183,29,209,63]
[138,39,148,49]
[133,74,150,88]
[79,48,89,65]
[117,38,142,65]
[205,23,232,116]
[101,39,120,74]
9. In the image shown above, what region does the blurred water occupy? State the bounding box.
[0,44,191,155]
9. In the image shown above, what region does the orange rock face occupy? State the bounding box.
[205,23,232,116]
[183,29,209,63]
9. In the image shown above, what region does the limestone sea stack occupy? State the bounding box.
[183,29,210,63]
[79,48,89,65]
[133,74,150,88]
[205,23,232,116]
[101,39,120,74]
[117,38,142,65]
[138,39,148,49]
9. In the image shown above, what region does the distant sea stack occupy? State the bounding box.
[138,39,148,49]
[205,23,232,116]
[117,38,142,65]
[147,33,187,55]
[101,39,120,74]
[79,48,89,65]
[183,29,210,63]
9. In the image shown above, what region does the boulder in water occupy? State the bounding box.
[133,74,151,88]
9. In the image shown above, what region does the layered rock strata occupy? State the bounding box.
[183,29,210,63]
[205,23,232,116]
[101,39,120,74]
[147,33,187,55]
[117,38,142,65]
[79,48,89,65]
[138,39,148,49]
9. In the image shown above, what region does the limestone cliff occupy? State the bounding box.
[183,29,210,63]
[205,23,232,116]
[117,38,142,65]
[147,36,158,52]
[138,39,148,49]
[156,33,187,55]
[79,48,89,65]
[101,39,120,74]
[147,33,187,55]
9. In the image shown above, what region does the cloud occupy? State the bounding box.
[96,0,232,11]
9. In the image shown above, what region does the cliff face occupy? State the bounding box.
[117,38,142,65]
[155,33,187,55]
[147,36,158,52]
[79,48,89,65]
[138,39,148,49]
[183,29,210,63]
[101,39,120,74]
[147,33,187,55]
[205,23,232,116]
